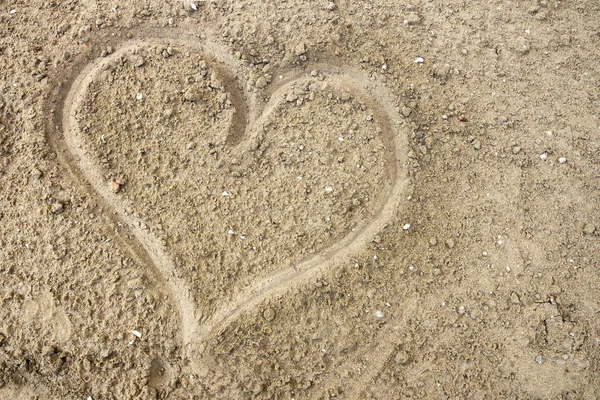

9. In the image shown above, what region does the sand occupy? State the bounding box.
[0,1,599,398]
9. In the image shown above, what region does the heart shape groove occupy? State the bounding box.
[49,31,409,375]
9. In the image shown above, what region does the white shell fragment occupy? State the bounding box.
[132,329,142,338]
[558,157,567,164]
[414,57,424,64]
[402,223,411,230]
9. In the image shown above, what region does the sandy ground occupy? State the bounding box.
[1,0,599,399]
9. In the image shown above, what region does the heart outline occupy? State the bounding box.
[45,29,410,377]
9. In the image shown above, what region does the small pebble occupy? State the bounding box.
[294,42,307,56]
[132,330,142,338]
[535,355,543,364]
[512,146,521,154]
[414,57,424,64]
[404,13,421,25]
[540,153,548,160]
[132,55,145,68]
[110,181,121,193]
[263,307,275,321]
[255,77,268,89]
[429,237,437,246]
[375,311,384,319]
[558,157,567,164]
[402,224,410,230]
[394,350,410,365]
[583,223,596,235]
[51,202,64,214]
[445,238,455,249]
[510,292,520,304]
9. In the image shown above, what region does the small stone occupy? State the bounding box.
[375,311,384,319]
[31,168,43,179]
[294,42,307,56]
[131,55,145,67]
[558,157,567,164]
[402,224,411,230]
[510,292,520,304]
[183,86,200,102]
[540,153,548,160]
[472,140,481,150]
[519,41,531,55]
[263,307,275,321]
[286,93,299,103]
[458,305,466,314]
[51,202,64,214]
[78,25,91,36]
[255,77,268,89]
[372,236,381,244]
[404,13,421,25]
[187,142,196,150]
[512,146,521,154]
[110,181,121,193]
[583,224,596,235]
[394,350,410,365]
[414,57,424,64]
[445,238,455,249]
[429,237,437,246]
[401,107,412,117]
[535,355,543,364]
[340,92,351,102]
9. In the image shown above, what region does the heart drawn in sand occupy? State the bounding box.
[50,31,409,373]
